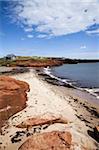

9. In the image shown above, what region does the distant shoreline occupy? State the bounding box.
[0,56,99,68]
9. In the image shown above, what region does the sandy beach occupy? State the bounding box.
[0,69,99,150]
[1,0,99,149]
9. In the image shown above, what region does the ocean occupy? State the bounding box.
[44,62,99,98]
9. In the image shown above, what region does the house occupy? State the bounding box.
[4,54,16,61]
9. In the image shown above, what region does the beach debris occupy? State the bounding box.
[94,126,99,142]
[18,131,72,150]
[10,126,44,144]
[11,131,26,143]
[83,105,99,118]
[87,126,99,143]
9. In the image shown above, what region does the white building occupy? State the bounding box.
[5,54,16,61]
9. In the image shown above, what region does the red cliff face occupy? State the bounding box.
[0,76,29,132]
[7,59,63,67]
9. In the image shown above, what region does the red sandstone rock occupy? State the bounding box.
[8,59,63,67]
[18,131,72,150]
[16,115,68,128]
[0,76,29,91]
[0,76,29,132]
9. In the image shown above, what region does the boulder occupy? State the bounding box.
[0,76,29,92]
[18,131,72,150]
[16,115,68,129]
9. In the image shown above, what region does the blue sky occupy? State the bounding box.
[0,0,99,59]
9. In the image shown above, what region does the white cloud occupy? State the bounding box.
[12,0,99,37]
[27,34,34,38]
[86,28,99,35]
[24,28,33,32]
[80,45,86,49]
[37,34,48,38]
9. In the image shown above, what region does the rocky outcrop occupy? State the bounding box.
[0,67,29,75]
[16,115,68,129]
[0,76,29,132]
[18,131,72,150]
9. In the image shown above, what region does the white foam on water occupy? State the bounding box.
[84,88,99,99]
[43,67,99,99]
[43,67,75,87]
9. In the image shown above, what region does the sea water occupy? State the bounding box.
[51,63,99,88]
[44,63,99,98]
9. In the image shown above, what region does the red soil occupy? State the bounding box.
[8,59,63,67]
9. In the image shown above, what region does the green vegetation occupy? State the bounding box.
[17,56,49,61]
[0,56,49,66]
[0,59,16,67]
[0,56,99,67]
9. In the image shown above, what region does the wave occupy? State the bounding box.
[43,67,99,99]
[43,67,74,87]
[84,88,99,99]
